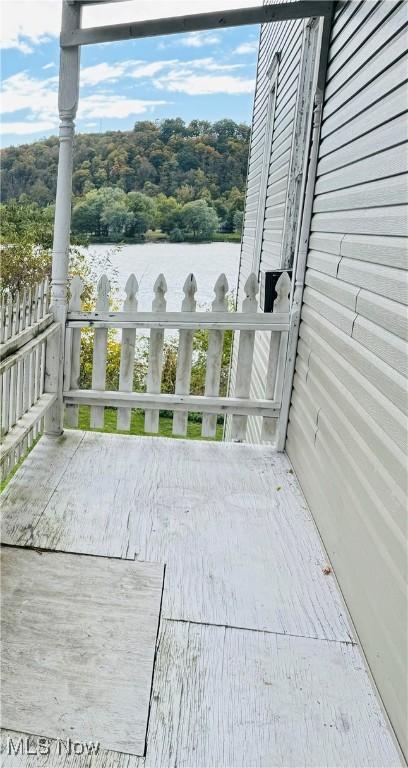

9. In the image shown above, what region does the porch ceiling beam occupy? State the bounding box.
[61,1,334,47]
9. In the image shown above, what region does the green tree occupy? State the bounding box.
[126,192,157,238]
[155,193,182,234]
[180,199,219,241]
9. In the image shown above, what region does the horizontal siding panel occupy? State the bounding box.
[286,410,407,756]
[321,55,408,141]
[337,256,408,303]
[320,85,407,157]
[315,144,408,193]
[305,269,359,310]
[324,4,407,114]
[307,250,341,276]
[317,115,408,176]
[326,1,401,86]
[329,1,363,52]
[311,206,407,237]
[288,393,406,583]
[301,305,407,415]
[352,314,407,376]
[303,286,356,335]
[313,174,408,212]
[339,234,407,269]
[294,355,406,509]
[356,289,407,340]
[299,322,407,457]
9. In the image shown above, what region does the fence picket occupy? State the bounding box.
[201,274,229,438]
[145,274,167,434]
[65,276,84,428]
[2,293,13,436]
[261,271,291,442]
[172,273,197,436]
[90,275,110,428]
[0,294,6,344]
[230,273,258,442]
[117,274,138,431]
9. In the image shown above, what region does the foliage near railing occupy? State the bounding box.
[64,270,291,442]
[0,279,60,478]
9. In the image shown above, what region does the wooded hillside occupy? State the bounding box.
[1,118,249,207]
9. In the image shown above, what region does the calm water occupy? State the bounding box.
[86,242,240,311]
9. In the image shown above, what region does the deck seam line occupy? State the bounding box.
[163,616,357,646]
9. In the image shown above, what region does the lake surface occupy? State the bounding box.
[87,242,241,311]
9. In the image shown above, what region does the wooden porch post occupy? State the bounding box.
[44,1,80,436]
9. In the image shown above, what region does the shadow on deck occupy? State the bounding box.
[0,430,401,767]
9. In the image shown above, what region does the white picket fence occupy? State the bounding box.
[64,270,291,441]
[0,280,60,478]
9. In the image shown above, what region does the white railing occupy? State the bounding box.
[0,280,60,478]
[64,270,291,442]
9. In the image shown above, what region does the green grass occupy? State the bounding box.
[74,405,224,441]
[0,435,41,492]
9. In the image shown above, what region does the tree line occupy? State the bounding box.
[1,117,249,242]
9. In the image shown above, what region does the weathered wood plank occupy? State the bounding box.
[231,274,258,441]
[145,274,167,434]
[146,620,402,768]
[0,394,57,465]
[66,311,289,331]
[90,275,110,429]
[1,432,350,642]
[262,271,290,442]
[65,276,83,428]
[117,275,138,431]
[173,274,197,436]
[0,730,143,768]
[202,274,228,438]
[0,431,84,547]
[64,389,280,417]
[1,547,164,756]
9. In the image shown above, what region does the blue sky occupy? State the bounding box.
[1,0,260,147]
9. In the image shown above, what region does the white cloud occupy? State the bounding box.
[1,0,261,53]
[0,1,61,52]
[129,60,177,78]
[80,61,134,87]
[42,62,56,70]
[1,71,58,122]
[180,31,221,48]
[234,40,259,55]
[78,93,166,119]
[0,120,56,136]
[0,69,167,136]
[155,73,254,95]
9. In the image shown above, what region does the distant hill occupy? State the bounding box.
[0,118,250,207]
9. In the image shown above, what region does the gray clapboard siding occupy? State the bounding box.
[228,8,305,444]
[321,57,408,141]
[326,1,403,87]
[285,2,408,758]
[327,1,395,72]
[322,83,407,157]
[311,206,407,237]
[337,257,408,303]
[318,114,407,175]
[314,173,407,211]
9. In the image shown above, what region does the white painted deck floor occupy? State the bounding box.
[0,430,402,767]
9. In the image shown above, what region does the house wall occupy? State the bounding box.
[227,5,304,441]
[231,0,408,756]
[286,1,407,756]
